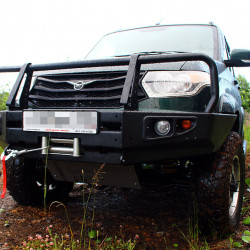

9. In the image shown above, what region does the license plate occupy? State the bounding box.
[23,110,98,134]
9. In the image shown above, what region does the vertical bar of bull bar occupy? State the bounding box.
[42,137,48,154]
[73,138,80,157]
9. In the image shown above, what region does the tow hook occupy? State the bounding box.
[0,146,48,198]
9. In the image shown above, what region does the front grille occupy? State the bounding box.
[28,72,146,109]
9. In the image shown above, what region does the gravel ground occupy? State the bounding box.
[0,153,249,249]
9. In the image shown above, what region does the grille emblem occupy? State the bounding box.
[69,80,95,90]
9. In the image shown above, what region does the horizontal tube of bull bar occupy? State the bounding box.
[49,147,73,154]
[50,138,74,144]
[0,53,216,72]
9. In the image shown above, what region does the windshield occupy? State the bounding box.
[86,25,216,60]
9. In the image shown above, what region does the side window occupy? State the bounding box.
[224,38,235,75]
[223,44,229,60]
[224,38,230,60]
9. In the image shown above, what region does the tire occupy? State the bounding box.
[193,132,245,234]
[6,156,74,206]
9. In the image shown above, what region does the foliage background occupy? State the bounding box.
[0,89,9,153]
[237,75,250,112]
[0,89,9,111]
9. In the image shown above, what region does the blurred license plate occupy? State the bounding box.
[23,111,97,134]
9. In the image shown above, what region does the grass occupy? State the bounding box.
[244,123,250,152]
[15,198,137,250]
[18,228,137,250]
[0,139,7,153]
[179,206,210,250]
[0,141,5,154]
[14,163,137,250]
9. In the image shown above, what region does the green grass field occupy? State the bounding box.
[245,124,250,152]
[245,111,250,152]
[0,140,7,154]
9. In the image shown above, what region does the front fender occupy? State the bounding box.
[219,94,237,114]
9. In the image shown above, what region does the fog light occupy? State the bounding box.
[155,120,171,136]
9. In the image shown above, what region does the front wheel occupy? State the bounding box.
[193,132,245,233]
[6,157,74,206]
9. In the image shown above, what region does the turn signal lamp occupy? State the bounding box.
[182,120,192,130]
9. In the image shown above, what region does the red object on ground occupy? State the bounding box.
[1,155,7,198]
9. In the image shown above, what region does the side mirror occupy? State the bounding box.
[231,49,250,61]
[225,49,250,67]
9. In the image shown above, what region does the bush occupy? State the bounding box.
[0,89,9,111]
[237,75,250,111]
[0,89,9,152]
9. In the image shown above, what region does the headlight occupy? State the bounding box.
[141,71,210,98]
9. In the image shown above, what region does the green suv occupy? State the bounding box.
[0,24,249,232]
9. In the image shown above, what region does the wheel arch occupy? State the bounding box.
[231,108,244,137]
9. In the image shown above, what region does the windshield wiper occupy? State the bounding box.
[138,51,188,55]
[114,51,188,57]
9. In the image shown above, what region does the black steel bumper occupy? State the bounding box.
[1,110,237,164]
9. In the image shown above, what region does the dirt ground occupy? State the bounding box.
[0,152,249,249]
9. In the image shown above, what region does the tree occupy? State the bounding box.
[237,74,250,111]
[0,89,9,110]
